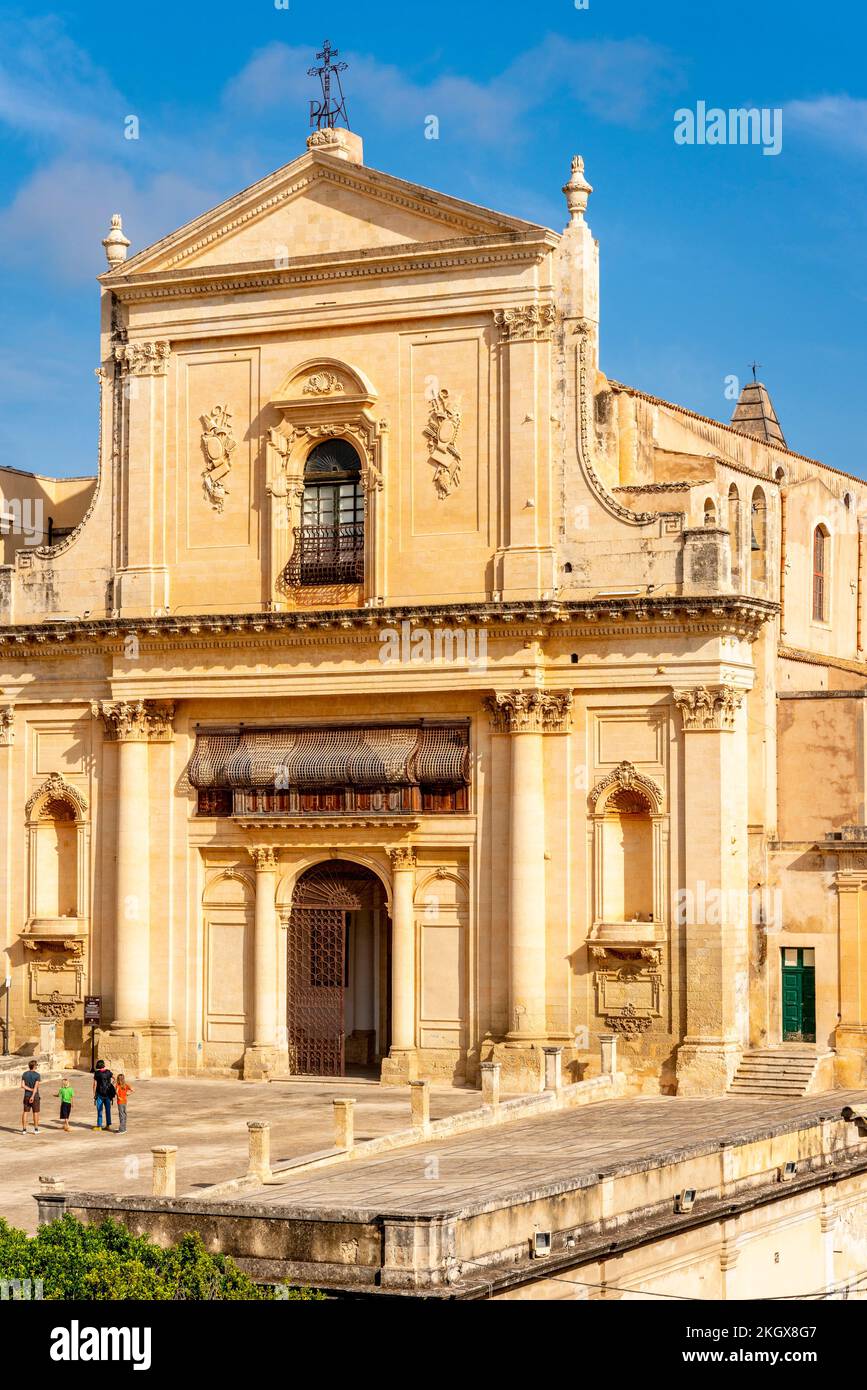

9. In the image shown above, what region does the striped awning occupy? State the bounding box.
[188,723,469,790]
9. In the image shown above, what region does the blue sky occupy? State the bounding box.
[0,0,864,478]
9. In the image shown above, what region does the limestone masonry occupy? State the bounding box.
[2,125,864,1097]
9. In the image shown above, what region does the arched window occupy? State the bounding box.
[813,524,829,622]
[750,486,767,587]
[293,439,364,585]
[703,497,717,526]
[728,484,741,585]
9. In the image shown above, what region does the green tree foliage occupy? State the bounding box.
[0,1215,323,1301]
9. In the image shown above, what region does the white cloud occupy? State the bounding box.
[785,95,867,155]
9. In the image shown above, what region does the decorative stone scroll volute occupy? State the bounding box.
[91,699,175,742]
[673,684,745,732]
[484,689,573,734]
[0,706,14,746]
[113,340,171,377]
[494,304,557,342]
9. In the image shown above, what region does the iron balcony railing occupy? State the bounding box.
[287,522,365,587]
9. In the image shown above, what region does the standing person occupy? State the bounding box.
[20,1060,41,1134]
[57,1077,74,1132]
[92,1059,115,1131]
[116,1074,133,1133]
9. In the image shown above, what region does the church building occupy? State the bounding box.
[2,109,866,1096]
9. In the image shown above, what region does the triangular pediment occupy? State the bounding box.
[106,149,550,279]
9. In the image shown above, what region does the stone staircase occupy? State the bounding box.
[728,1047,822,1097]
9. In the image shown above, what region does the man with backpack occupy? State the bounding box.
[92,1060,116,1131]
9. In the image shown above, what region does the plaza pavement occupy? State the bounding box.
[0,1072,482,1232]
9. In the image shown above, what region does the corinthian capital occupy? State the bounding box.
[389,846,417,872]
[673,684,744,732]
[485,689,573,734]
[91,699,175,742]
[249,846,278,872]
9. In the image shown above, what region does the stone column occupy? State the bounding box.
[244,846,281,1081]
[484,691,572,1091]
[673,684,749,1095]
[92,700,174,1075]
[381,847,417,1084]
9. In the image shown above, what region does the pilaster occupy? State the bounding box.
[484,689,572,1092]
[91,699,175,1076]
[673,684,749,1095]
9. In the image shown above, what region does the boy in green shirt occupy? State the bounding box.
[57,1078,74,1132]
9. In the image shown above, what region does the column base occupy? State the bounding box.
[380,1048,419,1086]
[242,1044,286,1082]
[834,1027,867,1088]
[100,1026,155,1077]
[483,1040,546,1094]
[676,1039,742,1096]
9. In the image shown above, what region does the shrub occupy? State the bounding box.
[0,1215,323,1301]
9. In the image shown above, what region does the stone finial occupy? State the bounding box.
[562,155,593,224]
[102,214,131,268]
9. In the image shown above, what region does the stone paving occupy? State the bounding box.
[245,1090,867,1217]
[0,1072,481,1232]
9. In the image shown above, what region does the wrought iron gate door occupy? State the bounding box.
[286,906,346,1075]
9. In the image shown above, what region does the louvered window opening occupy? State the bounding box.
[189,723,470,817]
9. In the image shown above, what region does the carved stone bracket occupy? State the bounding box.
[673,684,745,732]
[114,340,171,376]
[484,689,573,734]
[91,699,175,743]
[494,304,557,342]
[589,760,663,814]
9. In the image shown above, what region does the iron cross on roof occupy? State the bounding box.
[308,39,350,131]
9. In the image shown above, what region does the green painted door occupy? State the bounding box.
[781,948,816,1042]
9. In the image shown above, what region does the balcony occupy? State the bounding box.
[286,522,364,587]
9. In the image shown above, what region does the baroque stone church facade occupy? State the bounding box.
[2,123,866,1094]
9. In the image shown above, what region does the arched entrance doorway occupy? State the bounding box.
[286,860,390,1076]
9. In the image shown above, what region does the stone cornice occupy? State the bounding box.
[0,596,777,662]
[485,689,574,733]
[103,231,555,304]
